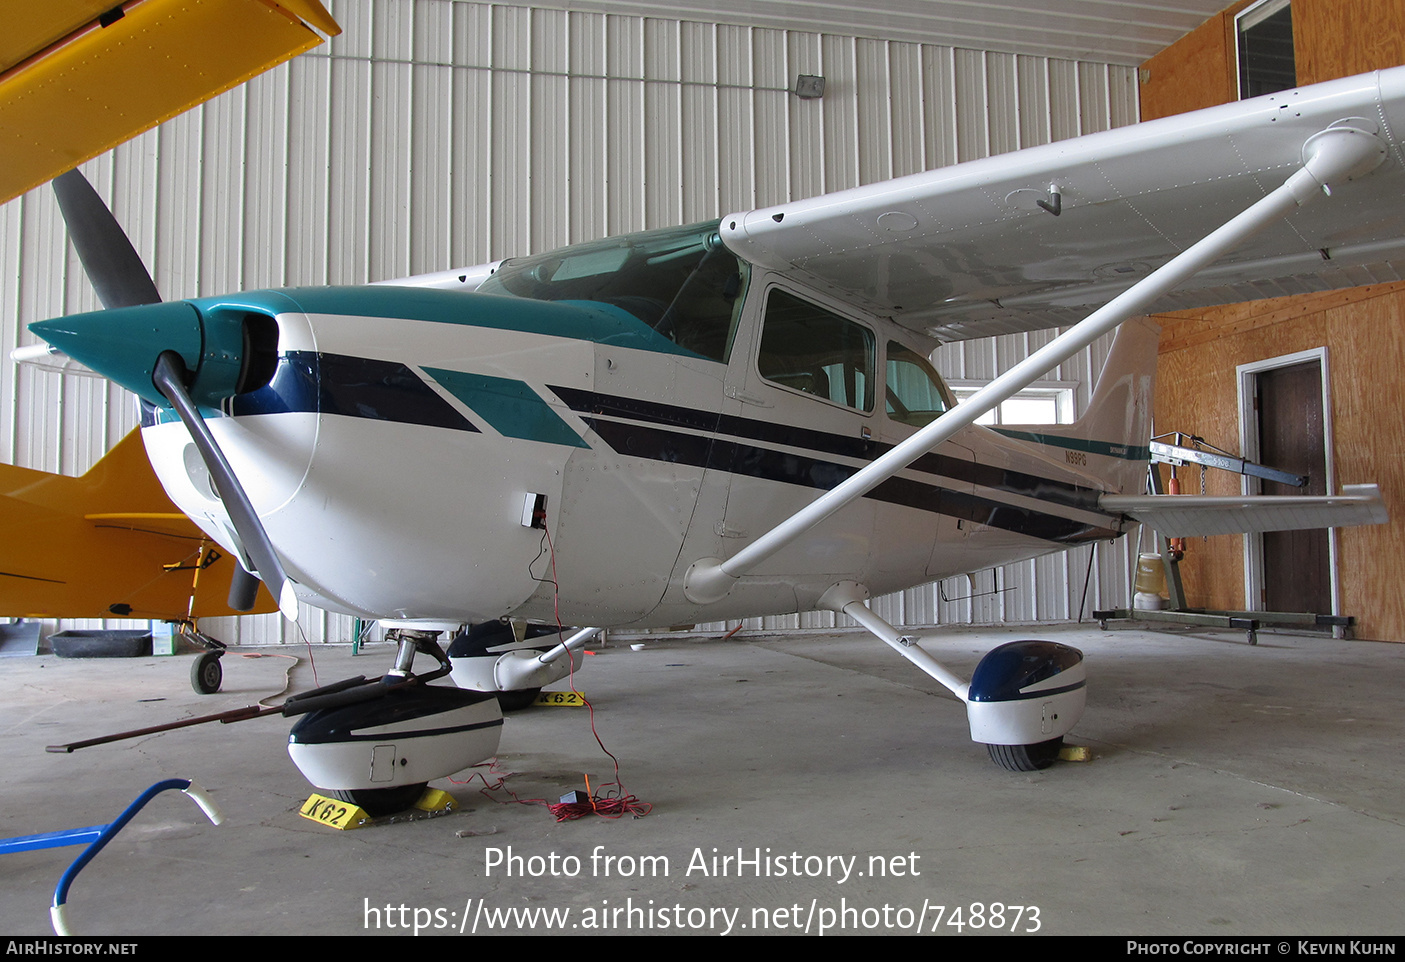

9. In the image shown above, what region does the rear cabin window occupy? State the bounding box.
[885,340,951,427]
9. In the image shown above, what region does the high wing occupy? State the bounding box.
[0,0,340,205]
[688,70,1401,603]
[719,67,1405,342]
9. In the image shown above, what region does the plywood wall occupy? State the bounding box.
[1138,1,1249,120]
[1155,284,1405,639]
[1294,0,1405,84]
[1143,1,1405,640]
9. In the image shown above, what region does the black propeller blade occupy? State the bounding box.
[52,170,162,310]
[52,169,298,620]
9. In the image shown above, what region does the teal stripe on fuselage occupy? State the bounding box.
[189,288,709,360]
[424,368,589,448]
[992,428,1151,461]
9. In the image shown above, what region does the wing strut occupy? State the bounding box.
[818,582,970,698]
[684,123,1387,605]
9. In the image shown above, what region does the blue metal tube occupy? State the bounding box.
[51,778,192,911]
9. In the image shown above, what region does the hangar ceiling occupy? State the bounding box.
[532,0,1230,65]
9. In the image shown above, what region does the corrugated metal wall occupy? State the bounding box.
[0,0,1141,644]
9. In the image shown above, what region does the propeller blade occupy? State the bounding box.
[52,170,161,310]
[152,352,300,622]
[227,563,262,613]
[48,170,294,620]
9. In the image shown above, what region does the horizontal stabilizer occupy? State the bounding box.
[1100,484,1388,537]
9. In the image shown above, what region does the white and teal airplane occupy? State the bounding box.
[26,67,1403,792]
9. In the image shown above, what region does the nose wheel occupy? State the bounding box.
[285,630,505,815]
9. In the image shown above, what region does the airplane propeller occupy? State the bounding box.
[44,170,298,620]
[52,171,162,310]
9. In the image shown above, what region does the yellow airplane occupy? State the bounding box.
[0,426,273,622]
[0,0,340,205]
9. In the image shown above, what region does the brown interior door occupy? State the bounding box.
[1257,360,1330,613]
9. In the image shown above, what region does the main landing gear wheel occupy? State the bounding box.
[190,650,224,694]
[987,737,1064,772]
[330,783,429,817]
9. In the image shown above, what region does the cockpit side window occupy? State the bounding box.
[885,340,951,427]
[758,289,875,413]
[476,221,747,363]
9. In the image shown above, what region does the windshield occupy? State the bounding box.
[478,221,747,363]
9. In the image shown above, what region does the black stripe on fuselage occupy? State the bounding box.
[232,352,478,431]
[581,413,1119,545]
[552,385,1105,513]
[557,385,1119,542]
[138,355,1118,545]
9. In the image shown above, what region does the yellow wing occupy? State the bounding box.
[0,428,275,619]
[0,0,340,204]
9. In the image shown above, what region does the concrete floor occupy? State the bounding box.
[2,622,1404,937]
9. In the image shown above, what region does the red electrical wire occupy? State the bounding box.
[454,521,651,821]
[542,524,651,820]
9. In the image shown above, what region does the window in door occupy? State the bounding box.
[758,289,875,412]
